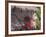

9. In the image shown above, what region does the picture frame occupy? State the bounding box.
[5,1,45,36]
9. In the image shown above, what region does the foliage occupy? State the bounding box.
[35,7,41,30]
